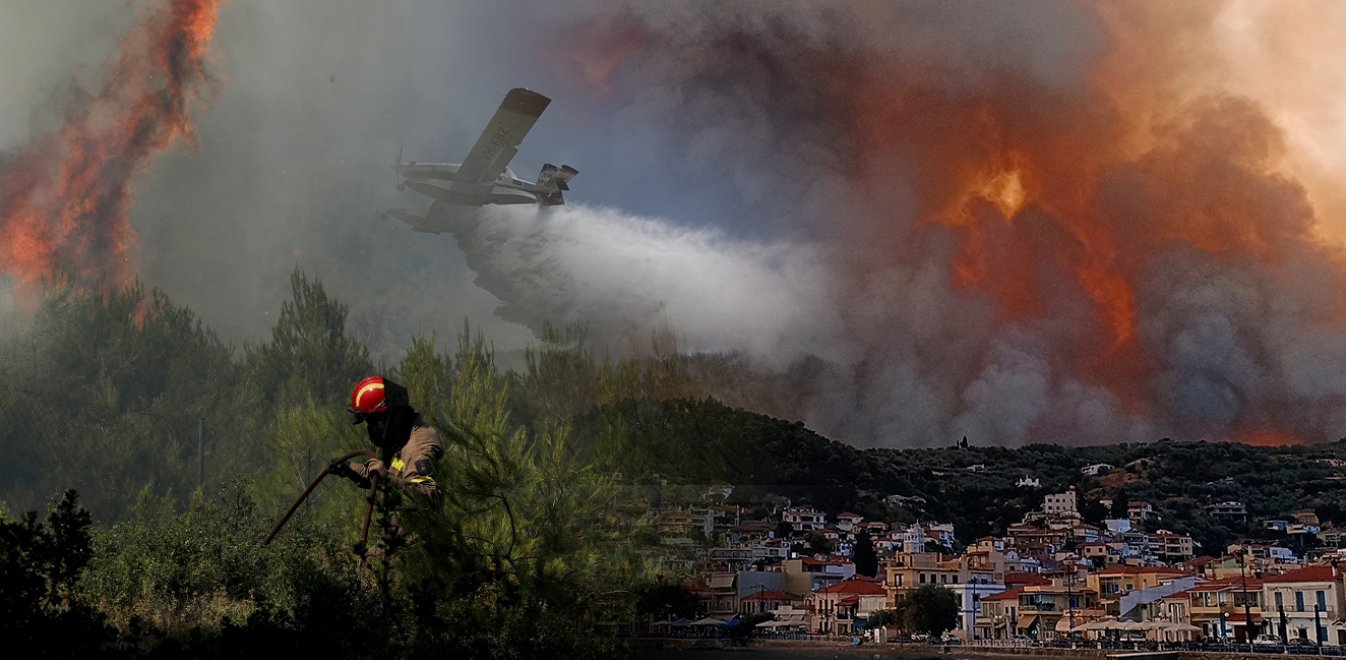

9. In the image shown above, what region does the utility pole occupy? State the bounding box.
[1065,558,1077,644]
[1239,551,1254,644]
[197,417,206,489]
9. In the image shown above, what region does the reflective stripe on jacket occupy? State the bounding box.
[351,421,443,500]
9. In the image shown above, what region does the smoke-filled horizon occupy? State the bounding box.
[5,1,1346,447]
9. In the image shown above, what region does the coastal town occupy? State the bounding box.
[653,479,1346,649]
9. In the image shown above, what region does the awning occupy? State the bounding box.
[1016,614,1039,631]
[708,575,736,590]
[691,617,728,626]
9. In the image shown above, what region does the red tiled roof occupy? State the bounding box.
[1264,564,1337,583]
[1096,566,1190,576]
[802,557,853,567]
[1005,573,1051,586]
[837,595,861,607]
[1188,577,1262,592]
[837,512,863,519]
[982,587,1025,602]
[820,579,887,596]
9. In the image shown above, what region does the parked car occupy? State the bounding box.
[1286,637,1319,647]
[1252,634,1283,647]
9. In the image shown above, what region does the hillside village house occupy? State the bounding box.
[1015,583,1103,641]
[739,590,803,616]
[783,506,828,532]
[835,512,864,532]
[885,552,961,607]
[805,579,886,635]
[1262,564,1346,645]
[978,587,1024,640]
[1088,566,1190,598]
[947,580,1006,640]
[1166,577,1265,642]
[637,472,1346,648]
[1042,488,1079,518]
[780,556,854,595]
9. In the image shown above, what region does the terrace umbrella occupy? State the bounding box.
[1161,622,1202,642]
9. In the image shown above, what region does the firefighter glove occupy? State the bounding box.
[365,458,387,481]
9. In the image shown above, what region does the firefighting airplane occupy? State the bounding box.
[381,87,578,234]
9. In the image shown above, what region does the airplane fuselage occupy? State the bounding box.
[396,162,543,206]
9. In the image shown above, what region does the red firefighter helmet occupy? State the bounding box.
[349,375,390,418]
[348,376,410,424]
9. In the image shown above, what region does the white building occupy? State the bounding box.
[1043,488,1079,517]
[1263,565,1346,645]
[947,581,1007,640]
[783,506,828,532]
[835,512,864,533]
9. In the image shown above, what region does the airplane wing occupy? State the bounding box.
[452,88,551,187]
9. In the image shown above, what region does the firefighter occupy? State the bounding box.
[329,376,443,509]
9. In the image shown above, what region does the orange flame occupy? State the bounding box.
[0,0,223,300]
[557,3,1346,444]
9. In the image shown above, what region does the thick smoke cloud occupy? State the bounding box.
[5,1,1346,447]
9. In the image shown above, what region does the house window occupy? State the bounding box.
[1275,592,1284,609]
[920,573,926,584]
[1296,592,1305,612]
[1317,591,1327,611]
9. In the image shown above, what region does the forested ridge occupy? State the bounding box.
[571,398,1346,552]
[2,273,1344,655]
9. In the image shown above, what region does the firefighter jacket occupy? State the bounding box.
[349,419,443,505]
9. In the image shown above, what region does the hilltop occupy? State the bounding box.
[571,397,1346,552]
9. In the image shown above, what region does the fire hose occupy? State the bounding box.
[262,448,380,547]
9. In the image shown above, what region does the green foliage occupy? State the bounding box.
[240,268,372,414]
[1,490,92,615]
[802,530,833,556]
[634,582,700,620]
[895,585,960,637]
[865,608,901,629]
[8,270,1346,656]
[0,490,108,652]
[853,529,879,577]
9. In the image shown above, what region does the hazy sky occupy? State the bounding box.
[6,1,1346,448]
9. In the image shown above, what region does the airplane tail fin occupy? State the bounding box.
[537,163,578,206]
